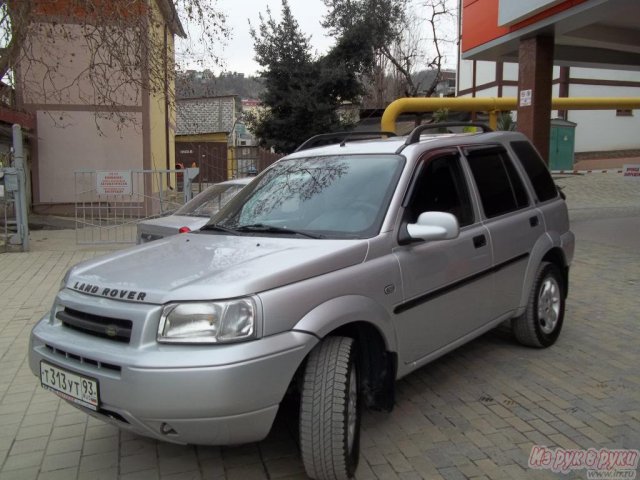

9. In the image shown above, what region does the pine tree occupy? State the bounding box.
[249,0,358,154]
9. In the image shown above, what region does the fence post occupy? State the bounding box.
[10,124,29,251]
[184,167,200,203]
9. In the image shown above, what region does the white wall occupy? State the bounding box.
[504,62,519,81]
[568,84,640,152]
[476,61,497,84]
[458,59,474,91]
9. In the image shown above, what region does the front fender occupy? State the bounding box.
[292,295,397,352]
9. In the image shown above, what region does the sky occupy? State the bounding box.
[176,0,458,76]
[177,0,337,75]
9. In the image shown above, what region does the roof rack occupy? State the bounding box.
[403,122,493,148]
[294,131,397,152]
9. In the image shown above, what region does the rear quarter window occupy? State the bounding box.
[510,141,558,202]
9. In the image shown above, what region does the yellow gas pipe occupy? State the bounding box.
[380,97,640,132]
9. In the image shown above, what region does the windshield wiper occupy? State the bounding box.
[199,223,239,235]
[236,223,322,239]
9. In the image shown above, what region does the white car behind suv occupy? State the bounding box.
[136,177,252,243]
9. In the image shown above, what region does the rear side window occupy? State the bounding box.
[511,141,558,202]
[466,147,529,218]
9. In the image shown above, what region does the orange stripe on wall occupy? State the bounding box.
[462,0,589,52]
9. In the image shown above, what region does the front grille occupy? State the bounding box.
[45,344,121,372]
[57,308,132,343]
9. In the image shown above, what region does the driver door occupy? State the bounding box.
[393,150,493,366]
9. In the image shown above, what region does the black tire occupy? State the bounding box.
[512,261,565,348]
[300,336,360,480]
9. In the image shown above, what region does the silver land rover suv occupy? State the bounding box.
[29,123,574,480]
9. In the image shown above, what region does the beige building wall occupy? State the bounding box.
[17,2,182,210]
[19,23,141,106]
[36,111,143,204]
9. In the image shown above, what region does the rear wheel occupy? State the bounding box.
[300,336,360,480]
[512,261,565,347]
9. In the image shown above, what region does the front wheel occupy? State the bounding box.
[300,336,360,480]
[512,261,565,347]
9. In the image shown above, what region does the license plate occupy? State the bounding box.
[40,361,99,411]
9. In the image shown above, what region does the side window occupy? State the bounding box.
[466,147,529,218]
[407,154,474,227]
[511,141,559,202]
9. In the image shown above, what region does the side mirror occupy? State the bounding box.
[407,211,460,241]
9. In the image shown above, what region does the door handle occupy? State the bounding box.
[473,234,486,248]
[529,216,539,227]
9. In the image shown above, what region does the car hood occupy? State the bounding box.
[65,233,369,304]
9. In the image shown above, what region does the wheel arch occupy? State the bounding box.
[517,234,569,316]
[292,296,398,411]
[541,247,569,298]
[329,321,397,411]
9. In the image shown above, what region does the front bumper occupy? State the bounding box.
[29,311,317,445]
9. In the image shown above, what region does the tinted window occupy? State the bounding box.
[407,154,474,227]
[511,141,558,202]
[466,148,529,218]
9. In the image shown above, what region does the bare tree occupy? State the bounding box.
[419,0,456,97]
[0,0,228,129]
[382,7,424,98]
[383,0,456,98]
[339,0,456,108]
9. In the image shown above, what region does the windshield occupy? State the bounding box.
[207,155,404,239]
[175,183,246,217]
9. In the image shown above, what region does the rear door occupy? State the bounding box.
[463,145,544,318]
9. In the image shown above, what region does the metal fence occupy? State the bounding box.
[74,169,200,245]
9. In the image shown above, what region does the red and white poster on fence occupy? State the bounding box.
[96,171,132,195]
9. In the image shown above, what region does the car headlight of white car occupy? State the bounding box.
[157,298,256,343]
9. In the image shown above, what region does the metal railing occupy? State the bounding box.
[74,168,199,245]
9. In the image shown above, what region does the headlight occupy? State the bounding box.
[157,298,256,344]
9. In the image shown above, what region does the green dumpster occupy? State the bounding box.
[549,118,577,170]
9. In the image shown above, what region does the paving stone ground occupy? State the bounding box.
[0,172,638,480]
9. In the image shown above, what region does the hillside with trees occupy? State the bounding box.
[176,71,264,99]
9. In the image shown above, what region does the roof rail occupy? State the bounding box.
[294,131,397,153]
[403,122,492,147]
